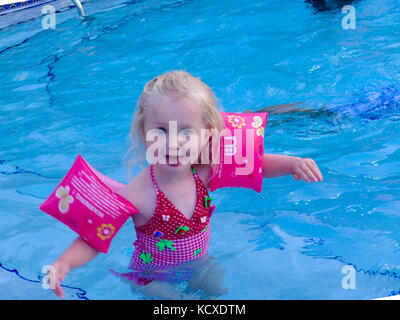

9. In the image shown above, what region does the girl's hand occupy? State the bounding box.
[291,157,323,183]
[48,260,70,298]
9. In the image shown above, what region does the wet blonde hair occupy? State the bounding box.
[123,70,226,180]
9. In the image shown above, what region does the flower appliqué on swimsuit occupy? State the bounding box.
[228,115,246,129]
[200,216,207,223]
[140,252,154,264]
[162,214,170,222]
[97,223,116,240]
[55,185,74,214]
[155,239,176,251]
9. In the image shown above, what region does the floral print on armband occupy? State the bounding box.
[97,223,116,240]
[55,185,74,213]
[251,116,263,128]
[228,115,246,129]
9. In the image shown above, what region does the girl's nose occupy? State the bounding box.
[166,133,180,155]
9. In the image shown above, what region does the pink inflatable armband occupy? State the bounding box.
[39,154,138,253]
[209,112,268,193]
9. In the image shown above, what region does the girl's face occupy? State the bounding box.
[143,94,209,169]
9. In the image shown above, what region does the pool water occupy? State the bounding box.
[1,0,400,299]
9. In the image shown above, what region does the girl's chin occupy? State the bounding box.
[158,157,195,168]
[164,155,183,167]
[167,162,180,167]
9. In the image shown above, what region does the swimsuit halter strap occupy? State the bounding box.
[149,164,159,194]
[149,164,197,195]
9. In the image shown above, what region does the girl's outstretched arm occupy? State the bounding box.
[49,236,100,298]
[262,154,323,183]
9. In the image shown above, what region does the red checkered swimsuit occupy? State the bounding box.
[128,164,216,276]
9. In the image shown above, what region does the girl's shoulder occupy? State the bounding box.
[116,166,155,215]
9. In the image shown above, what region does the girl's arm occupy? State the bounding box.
[49,236,100,298]
[262,153,323,183]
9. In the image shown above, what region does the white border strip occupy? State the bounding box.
[0,0,27,4]
[375,295,400,300]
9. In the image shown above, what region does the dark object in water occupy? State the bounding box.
[247,85,400,121]
[326,85,400,120]
[305,0,357,11]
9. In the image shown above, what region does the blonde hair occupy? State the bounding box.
[123,70,226,180]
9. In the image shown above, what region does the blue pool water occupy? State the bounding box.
[1,0,400,299]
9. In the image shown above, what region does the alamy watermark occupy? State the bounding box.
[341,265,356,290]
[41,4,356,31]
[41,265,56,290]
[342,5,356,30]
[145,120,257,175]
[41,5,56,30]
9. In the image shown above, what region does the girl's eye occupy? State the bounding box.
[181,129,195,136]
[157,127,167,134]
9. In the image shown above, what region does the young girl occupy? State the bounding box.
[48,70,323,299]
